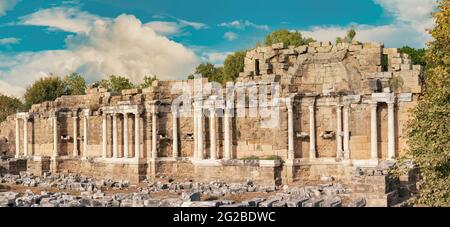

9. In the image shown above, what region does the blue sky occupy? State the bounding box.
[0,0,436,97]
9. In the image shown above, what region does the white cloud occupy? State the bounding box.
[177,18,208,30]
[19,6,105,33]
[297,0,435,48]
[219,20,269,31]
[0,37,20,45]
[0,0,20,16]
[201,51,232,66]
[0,14,200,97]
[144,16,207,36]
[224,31,238,41]
[145,21,181,36]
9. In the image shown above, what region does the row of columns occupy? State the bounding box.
[192,99,232,161]
[101,112,141,159]
[13,97,396,163]
[286,98,396,162]
[286,98,319,161]
[371,101,396,160]
[72,110,90,158]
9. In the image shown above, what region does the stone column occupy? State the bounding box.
[209,102,217,160]
[343,105,350,160]
[112,113,118,158]
[172,110,179,159]
[102,114,107,158]
[151,104,158,159]
[336,105,343,159]
[193,105,198,159]
[23,118,28,157]
[134,113,141,159]
[370,102,378,160]
[83,112,89,159]
[123,113,129,158]
[286,98,294,160]
[387,102,396,159]
[72,115,78,157]
[15,118,20,158]
[223,106,231,160]
[309,102,316,159]
[197,102,204,160]
[52,115,58,159]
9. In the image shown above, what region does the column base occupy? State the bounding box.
[342,159,352,166]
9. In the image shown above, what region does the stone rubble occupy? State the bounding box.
[0,172,366,207]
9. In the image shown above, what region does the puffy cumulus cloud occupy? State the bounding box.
[0,37,20,45]
[224,31,238,41]
[19,6,105,33]
[0,0,20,16]
[219,20,269,31]
[0,14,200,98]
[297,0,435,48]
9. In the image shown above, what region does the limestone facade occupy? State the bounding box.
[0,41,423,186]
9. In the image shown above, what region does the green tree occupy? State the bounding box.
[191,63,224,84]
[0,94,24,123]
[24,76,66,109]
[64,73,86,95]
[264,29,315,47]
[99,75,135,93]
[223,50,246,83]
[407,0,450,207]
[140,75,157,88]
[399,46,426,66]
[336,28,356,44]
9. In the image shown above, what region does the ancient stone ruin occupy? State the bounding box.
[0,41,422,206]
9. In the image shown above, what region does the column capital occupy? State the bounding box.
[83,109,91,117]
[150,103,159,114]
[370,101,378,108]
[285,97,293,111]
[386,101,395,107]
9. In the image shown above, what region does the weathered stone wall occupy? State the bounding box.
[0,42,423,193]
